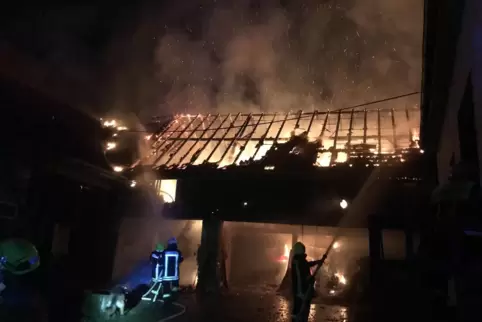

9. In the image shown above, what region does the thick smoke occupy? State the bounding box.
[153,0,423,115]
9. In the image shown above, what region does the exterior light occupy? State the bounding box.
[113,166,124,172]
[243,202,248,206]
[340,199,348,209]
[130,181,137,188]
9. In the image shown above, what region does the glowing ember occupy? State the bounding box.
[335,273,347,285]
[113,166,124,172]
[106,142,117,150]
[316,152,331,167]
[340,199,348,209]
[103,120,117,128]
[101,118,128,132]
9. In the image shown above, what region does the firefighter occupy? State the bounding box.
[150,243,165,281]
[291,242,322,322]
[164,237,183,292]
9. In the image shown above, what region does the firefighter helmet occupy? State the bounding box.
[0,238,40,275]
[156,243,165,251]
[167,237,177,245]
[293,242,306,255]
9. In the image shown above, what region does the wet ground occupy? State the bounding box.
[104,281,410,322]
[175,291,351,322]
[0,284,433,322]
[106,300,185,322]
[0,259,436,322]
[104,270,441,322]
[104,291,351,322]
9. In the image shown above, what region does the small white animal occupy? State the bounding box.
[100,290,126,318]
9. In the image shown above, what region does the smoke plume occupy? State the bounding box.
[151,0,423,116]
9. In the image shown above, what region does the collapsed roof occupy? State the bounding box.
[144,107,421,170]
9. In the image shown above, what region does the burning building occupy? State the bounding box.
[128,105,428,226]
[120,105,429,293]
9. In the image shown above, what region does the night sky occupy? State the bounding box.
[0,1,423,120]
[0,4,143,110]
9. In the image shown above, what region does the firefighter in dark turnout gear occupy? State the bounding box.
[291,242,322,322]
[150,243,165,281]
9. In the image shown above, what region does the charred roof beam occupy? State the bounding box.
[217,114,253,165]
[152,114,200,166]
[205,113,241,164]
[177,114,221,166]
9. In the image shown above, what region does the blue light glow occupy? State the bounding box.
[29,256,39,265]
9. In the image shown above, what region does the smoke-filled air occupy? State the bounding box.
[152,0,423,116]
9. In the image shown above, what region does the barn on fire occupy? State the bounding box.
[132,104,430,228]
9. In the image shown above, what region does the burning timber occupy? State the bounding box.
[144,107,422,172]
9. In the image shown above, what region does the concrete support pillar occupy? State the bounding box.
[223,224,233,288]
[368,215,383,285]
[405,228,414,260]
[197,216,223,294]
